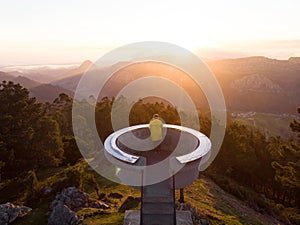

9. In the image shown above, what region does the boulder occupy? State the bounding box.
[52,187,110,211]
[48,201,82,225]
[53,187,89,211]
[48,187,110,225]
[0,203,32,225]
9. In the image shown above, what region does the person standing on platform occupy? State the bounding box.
[149,114,164,141]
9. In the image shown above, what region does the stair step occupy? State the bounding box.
[143,206,174,214]
[141,176,176,225]
[142,214,175,225]
[143,202,174,209]
[143,197,174,203]
[143,189,173,195]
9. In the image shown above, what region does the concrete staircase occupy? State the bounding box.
[141,177,176,225]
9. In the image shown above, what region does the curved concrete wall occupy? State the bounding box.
[104,124,211,188]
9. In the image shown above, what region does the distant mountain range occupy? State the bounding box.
[207,56,300,114]
[0,71,73,102]
[0,63,84,83]
[1,57,300,114]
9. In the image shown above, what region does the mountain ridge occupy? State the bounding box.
[0,71,73,102]
[1,56,300,113]
[51,57,300,114]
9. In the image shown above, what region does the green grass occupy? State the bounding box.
[180,179,244,225]
[36,165,67,181]
[4,161,285,225]
[84,212,124,225]
[179,176,282,225]
[13,201,49,225]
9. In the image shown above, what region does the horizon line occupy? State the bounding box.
[1,55,300,68]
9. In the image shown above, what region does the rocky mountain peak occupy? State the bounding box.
[230,74,282,93]
[288,57,300,64]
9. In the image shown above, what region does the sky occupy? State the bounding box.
[0,0,300,66]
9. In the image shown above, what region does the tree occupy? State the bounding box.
[0,81,63,178]
[32,116,64,167]
[272,107,300,206]
[61,136,82,165]
[0,160,4,181]
[212,122,271,190]
[49,93,73,136]
[290,107,300,141]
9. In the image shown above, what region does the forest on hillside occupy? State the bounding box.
[0,81,299,224]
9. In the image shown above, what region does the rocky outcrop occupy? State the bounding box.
[48,201,82,225]
[0,203,32,225]
[51,187,89,211]
[230,74,282,93]
[288,57,300,64]
[48,187,110,225]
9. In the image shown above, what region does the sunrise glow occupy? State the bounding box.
[0,0,300,65]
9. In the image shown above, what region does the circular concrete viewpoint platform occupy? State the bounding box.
[104,124,211,188]
[104,124,211,225]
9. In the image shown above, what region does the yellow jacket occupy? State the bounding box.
[149,118,163,141]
